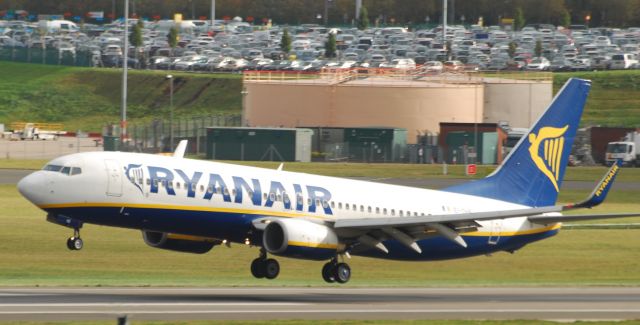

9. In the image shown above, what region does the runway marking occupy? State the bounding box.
[0,302,306,307]
[0,309,639,314]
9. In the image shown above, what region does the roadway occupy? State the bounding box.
[4,169,640,190]
[1,287,639,321]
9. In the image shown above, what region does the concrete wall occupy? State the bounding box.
[245,82,484,144]
[483,81,553,128]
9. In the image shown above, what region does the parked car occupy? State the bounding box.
[525,57,550,71]
[610,53,638,70]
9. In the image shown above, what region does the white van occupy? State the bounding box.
[610,53,638,69]
[38,20,79,33]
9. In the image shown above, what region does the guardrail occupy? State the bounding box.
[243,68,552,85]
[9,122,65,131]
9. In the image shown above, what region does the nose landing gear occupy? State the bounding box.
[66,228,83,251]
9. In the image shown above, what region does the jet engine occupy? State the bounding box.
[142,231,219,254]
[262,218,340,260]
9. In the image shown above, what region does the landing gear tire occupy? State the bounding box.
[322,262,336,283]
[250,258,266,279]
[66,237,83,251]
[263,258,280,280]
[335,263,351,284]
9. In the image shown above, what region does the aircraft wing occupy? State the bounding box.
[332,160,637,252]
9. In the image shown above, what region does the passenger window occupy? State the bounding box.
[376,207,380,214]
[360,205,364,212]
[146,179,151,185]
[70,167,82,175]
[176,182,181,189]
[284,194,290,204]
[308,198,312,205]
[368,206,372,213]
[391,209,395,216]
[345,204,350,211]
[331,201,335,208]
[383,208,387,215]
[223,187,229,195]
[200,185,205,192]
[399,210,403,217]
[263,193,268,200]
[207,185,214,193]
[232,189,237,196]
[269,192,276,201]
[338,202,343,209]
[322,200,329,209]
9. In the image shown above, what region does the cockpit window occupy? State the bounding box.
[43,164,63,172]
[43,164,82,176]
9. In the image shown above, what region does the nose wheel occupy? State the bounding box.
[322,258,351,284]
[66,228,83,251]
[250,248,280,280]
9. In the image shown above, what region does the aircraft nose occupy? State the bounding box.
[17,172,42,204]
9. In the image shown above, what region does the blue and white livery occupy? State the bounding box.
[17,78,638,283]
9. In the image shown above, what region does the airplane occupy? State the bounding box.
[17,78,639,284]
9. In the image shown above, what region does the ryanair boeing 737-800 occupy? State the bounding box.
[17,78,638,283]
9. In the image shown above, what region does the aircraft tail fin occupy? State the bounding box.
[444,78,592,207]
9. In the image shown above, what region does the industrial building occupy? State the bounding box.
[242,71,552,144]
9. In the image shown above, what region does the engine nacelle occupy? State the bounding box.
[142,231,218,254]
[263,218,340,260]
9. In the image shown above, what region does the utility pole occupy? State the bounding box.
[121,0,129,149]
[211,0,216,27]
[442,0,447,44]
[355,0,362,25]
[324,0,329,26]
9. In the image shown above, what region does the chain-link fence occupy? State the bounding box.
[0,46,96,66]
[110,114,241,154]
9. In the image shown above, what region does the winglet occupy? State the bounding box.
[564,159,622,210]
[173,140,188,158]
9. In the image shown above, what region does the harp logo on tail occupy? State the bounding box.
[528,125,569,192]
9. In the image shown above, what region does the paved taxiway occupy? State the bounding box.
[4,169,640,190]
[1,287,639,321]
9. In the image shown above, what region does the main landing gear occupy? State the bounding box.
[66,228,83,251]
[250,248,280,280]
[321,257,351,284]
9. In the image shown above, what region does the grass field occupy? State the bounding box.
[1,181,639,287]
[3,321,640,325]
[0,62,242,131]
[2,61,640,132]
[2,321,640,325]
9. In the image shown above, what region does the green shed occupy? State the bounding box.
[206,127,312,162]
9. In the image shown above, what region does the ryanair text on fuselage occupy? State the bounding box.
[128,164,334,215]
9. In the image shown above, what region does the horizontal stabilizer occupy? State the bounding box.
[529,213,640,224]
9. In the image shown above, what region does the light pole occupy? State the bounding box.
[121,0,129,149]
[166,75,174,150]
[211,0,216,28]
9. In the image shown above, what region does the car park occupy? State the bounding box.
[3,19,640,74]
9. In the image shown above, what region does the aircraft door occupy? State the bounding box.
[488,219,502,245]
[104,159,123,197]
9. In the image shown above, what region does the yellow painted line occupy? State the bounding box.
[464,223,561,237]
[39,202,330,221]
[288,241,338,249]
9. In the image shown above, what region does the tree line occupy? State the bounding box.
[2,0,640,28]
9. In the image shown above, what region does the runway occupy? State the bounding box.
[1,287,639,321]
